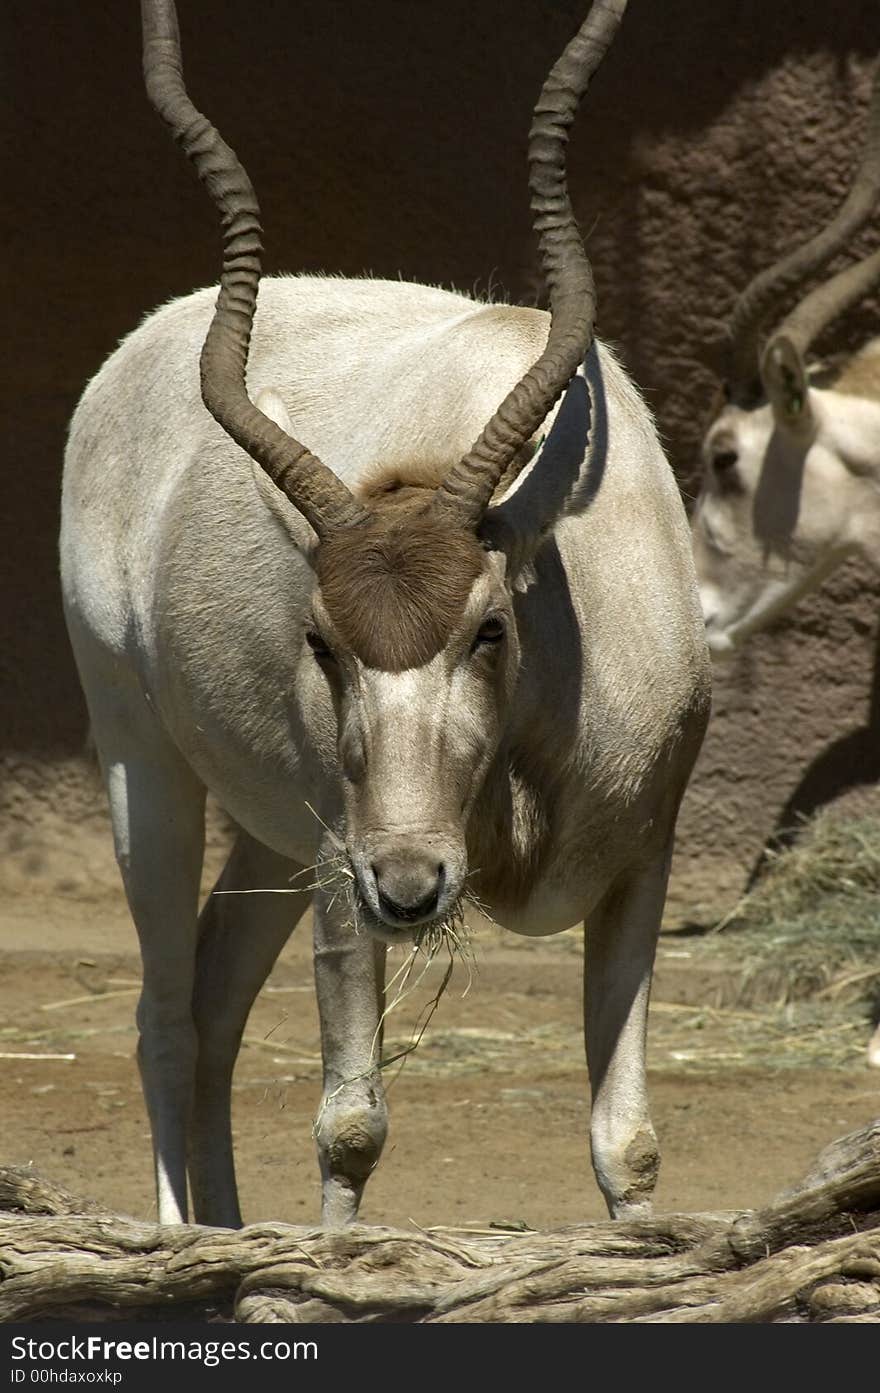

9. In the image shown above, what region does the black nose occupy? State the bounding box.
[377,886,441,923]
[371,856,445,924]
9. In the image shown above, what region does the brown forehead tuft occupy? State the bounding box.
[316,503,486,672]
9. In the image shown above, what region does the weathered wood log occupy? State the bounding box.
[1,1122,879,1322]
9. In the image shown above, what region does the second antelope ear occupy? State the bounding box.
[250,388,319,563]
[760,334,814,437]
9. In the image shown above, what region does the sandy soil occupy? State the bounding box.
[1,891,877,1232]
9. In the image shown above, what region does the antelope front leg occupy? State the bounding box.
[583,848,670,1217]
[312,884,387,1226]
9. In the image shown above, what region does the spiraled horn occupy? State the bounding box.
[727,61,880,405]
[764,245,880,379]
[141,0,369,538]
[431,0,627,530]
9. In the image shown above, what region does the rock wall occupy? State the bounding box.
[4,0,880,914]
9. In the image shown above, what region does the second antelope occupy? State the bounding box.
[691,63,880,1066]
[61,0,710,1227]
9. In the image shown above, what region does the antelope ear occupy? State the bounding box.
[761,334,815,437]
[479,365,596,580]
[250,388,318,562]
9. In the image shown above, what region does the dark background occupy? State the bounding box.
[5,1,880,904]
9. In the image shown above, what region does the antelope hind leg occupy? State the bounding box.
[189,829,312,1227]
[81,662,206,1224]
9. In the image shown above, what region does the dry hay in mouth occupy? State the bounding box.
[311,902,476,1134]
[364,898,476,1077]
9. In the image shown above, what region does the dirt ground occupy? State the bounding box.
[2,886,878,1234]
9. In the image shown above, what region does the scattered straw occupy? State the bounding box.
[40,988,139,1012]
[0,1052,76,1062]
[704,810,880,1014]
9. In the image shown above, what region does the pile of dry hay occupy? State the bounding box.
[659,811,880,1070]
[714,812,880,1001]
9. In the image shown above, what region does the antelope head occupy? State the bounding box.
[141,0,626,940]
[692,63,880,656]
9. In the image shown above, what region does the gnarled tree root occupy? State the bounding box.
[1,1123,879,1322]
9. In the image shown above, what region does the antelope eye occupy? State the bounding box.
[711,449,743,497]
[305,629,334,661]
[473,616,505,650]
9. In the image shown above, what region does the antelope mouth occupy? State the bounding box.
[346,839,468,941]
[353,886,453,944]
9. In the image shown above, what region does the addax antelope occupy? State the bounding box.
[691,62,880,1066]
[60,0,709,1226]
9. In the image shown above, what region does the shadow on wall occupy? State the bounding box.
[746,620,880,889]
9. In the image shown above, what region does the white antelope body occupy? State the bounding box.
[60,0,709,1227]
[691,63,880,1066]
